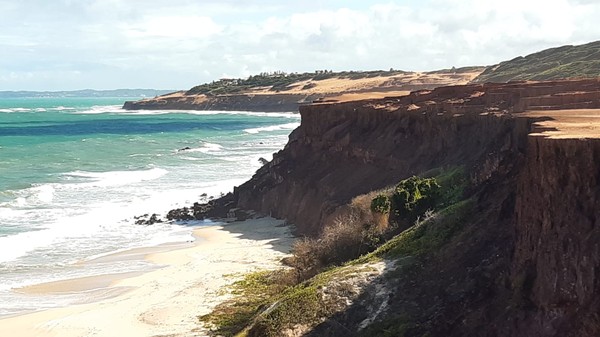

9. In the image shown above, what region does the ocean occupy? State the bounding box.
[0,97,299,316]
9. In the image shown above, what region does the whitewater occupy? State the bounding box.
[0,97,299,316]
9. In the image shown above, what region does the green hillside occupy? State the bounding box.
[473,41,600,83]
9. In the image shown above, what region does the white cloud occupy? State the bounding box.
[122,15,222,39]
[0,0,599,90]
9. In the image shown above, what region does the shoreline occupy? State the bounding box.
[0,217,294,337]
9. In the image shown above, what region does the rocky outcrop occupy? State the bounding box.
[229,78,600,336]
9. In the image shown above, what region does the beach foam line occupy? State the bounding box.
[179,142,223,154]
[244,122,300,134]
[118,109,301,118]
[70,105,124,114]
[0,108,32,113]
[49,106,75,111]
[0,217,293,337]
[0,229,55,265]
[63,167,168,187]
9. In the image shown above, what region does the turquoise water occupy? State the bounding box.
[0,97,299,315]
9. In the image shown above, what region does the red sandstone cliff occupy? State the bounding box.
[235,79,600,234]
[510,135,600,336]
[232,79,600,336]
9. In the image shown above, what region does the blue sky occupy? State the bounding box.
[1,0,599,90]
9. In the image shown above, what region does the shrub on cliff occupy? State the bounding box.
[286,173,461,280]
[391,176,440,221]
[370,194,391,231]
[370,194,391,214]
[286,213,378,280]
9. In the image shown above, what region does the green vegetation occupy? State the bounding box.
[426,65,486,75]
[428,166,467,208]
[200,167,471,336]
[370,194,391,214]
[249,264,381,337]
[391,176,440,221]
[185,69,411,95]
[473,40,600,83]
[200,265,376,337]
[199,270,296,337]
[362,198,474,260]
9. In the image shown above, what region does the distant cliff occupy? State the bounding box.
[123,93,324,112]
[230,79,600,336]
[122,68,482,112]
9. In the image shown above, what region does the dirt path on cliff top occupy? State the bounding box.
[523,109,600,139]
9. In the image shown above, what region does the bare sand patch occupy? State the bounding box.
[523,109,600,139]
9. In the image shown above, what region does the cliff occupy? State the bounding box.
[123,93,323,112]
[122,69,482,112]
[510,134,600,335]
[235,79,600,234]
[230,79,600,336]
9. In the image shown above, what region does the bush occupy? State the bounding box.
[285,214,378,280]
[370,194,391,232]
[392,176,440,220]
[370,194,391,214]
[361,198,474,260]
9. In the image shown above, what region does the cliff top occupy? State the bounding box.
[524,109,600,139]
[139,68,482,103]
[125,40,600,111]
[305,78,600,140]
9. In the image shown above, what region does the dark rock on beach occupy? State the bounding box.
[165,192,236,221]
[134,213,164,225]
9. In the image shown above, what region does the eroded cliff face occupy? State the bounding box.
[236,101,529,234]
[510,135,600,336]
[235,79,600,235]
[232,79,600,336]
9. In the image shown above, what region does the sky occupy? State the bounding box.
[1,0,599,91]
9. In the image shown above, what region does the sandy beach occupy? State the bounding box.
[0,217,293,337]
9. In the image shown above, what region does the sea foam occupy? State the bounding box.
[64,168,168,187]
[244,122,300,134]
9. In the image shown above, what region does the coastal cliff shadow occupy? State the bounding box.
[213,217,296,255]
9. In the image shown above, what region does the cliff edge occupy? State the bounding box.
[229,79,600,336]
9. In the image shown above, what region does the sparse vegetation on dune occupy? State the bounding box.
[185,69,414,96]
[473,40,600,82]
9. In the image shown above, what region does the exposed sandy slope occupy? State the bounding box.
[523,109,600,139]
[0,218,293,337]
[131,70,482,108]
[316,91,412,103]
[235,71,481,96]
